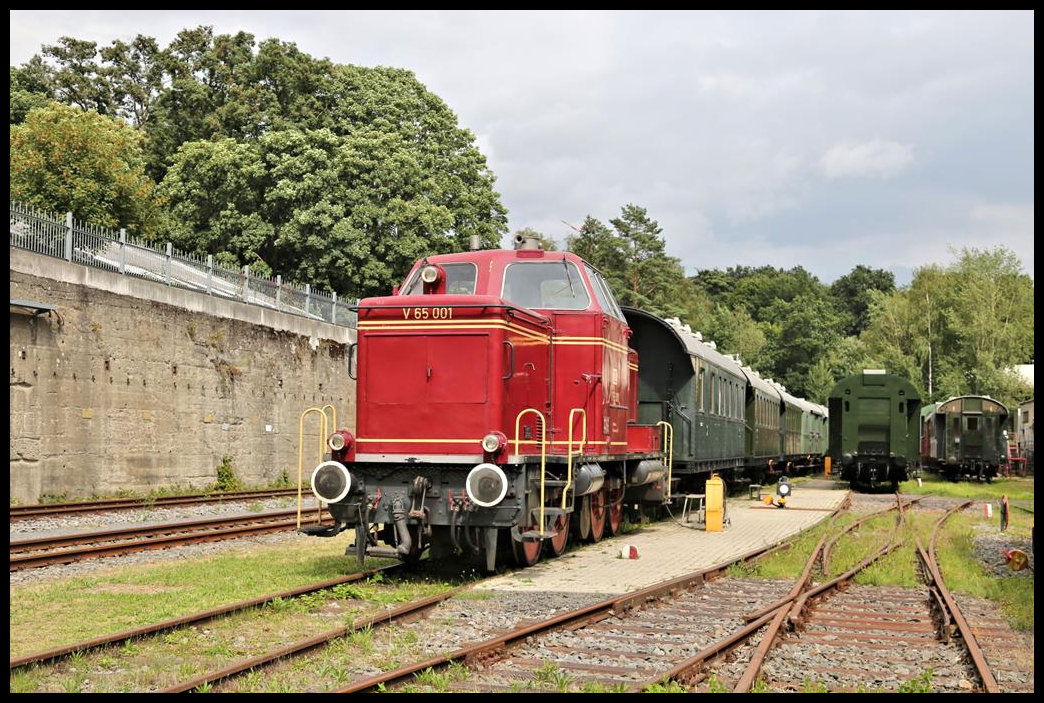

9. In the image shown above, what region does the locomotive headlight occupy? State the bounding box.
[465,463,509,508]
[420,265,442,284]
[328,432,346,452]
[311,460,355,504]
[481,431,507,454]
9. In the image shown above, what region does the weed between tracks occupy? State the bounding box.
[9,536,397,659]
[726,487,1034,633]
[10,560,456,693]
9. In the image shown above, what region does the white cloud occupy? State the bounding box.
[819,139,914,180]
[969,203,1034,235]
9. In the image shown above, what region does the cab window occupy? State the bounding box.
[401,262,477,295]
[584,264,625,321]
[502,261,591,310]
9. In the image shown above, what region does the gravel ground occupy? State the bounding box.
[971,527,1034,577]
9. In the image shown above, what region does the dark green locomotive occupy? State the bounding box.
[828,370,921,491]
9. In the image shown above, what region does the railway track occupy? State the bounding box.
[323,499,1017,693]
[9,494,1030,692]
[168,539,799,693]
[9,509,330,571]
[9,488,302,520]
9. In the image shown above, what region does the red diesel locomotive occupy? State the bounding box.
[303,237,672,570]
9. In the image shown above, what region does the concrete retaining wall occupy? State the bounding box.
[9,248,357,503]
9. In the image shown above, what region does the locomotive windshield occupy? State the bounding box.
[401,262,477,295]
[502,261,591,310]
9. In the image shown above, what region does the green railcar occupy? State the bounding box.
[920,396,1009,482]
[624,309,747,486]
[828,370,921,491]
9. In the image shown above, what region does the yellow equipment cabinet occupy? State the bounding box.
[705,474,725,532]
[824,456,831,476]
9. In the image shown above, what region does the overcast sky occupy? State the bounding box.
[10,10,1035,284]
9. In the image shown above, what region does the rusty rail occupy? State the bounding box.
[919,500,999,693]
[9,488,301,520]
[10,510,330,571]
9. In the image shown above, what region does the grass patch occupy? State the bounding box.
[9,535,396,659]
[12,572,455,692]
[901,474,1034,502]
[728,516,842,579]
[725,484,1033,632]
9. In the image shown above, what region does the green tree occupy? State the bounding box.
[701,304,769,370]
[10,102,162,236]
[41,37,118,116]
[98,35,166,129]
[567,205,689,318]
[830,265,896,337]
[10,58,54,124]
[160,127,501,298]
[609,204,688,314]
[18,25,508,297]
[762,294,844,398]
[567,215,626,282]
[862,247,1033,409]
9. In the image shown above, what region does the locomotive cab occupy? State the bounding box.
[307,244,663,571]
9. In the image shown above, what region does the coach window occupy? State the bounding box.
[503,261,591,310]
[401,262,477,295]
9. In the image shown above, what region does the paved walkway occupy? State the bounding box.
[477,487,849,595]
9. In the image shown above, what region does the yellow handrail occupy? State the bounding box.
[297,407,329,530]
[321,404,337,437]
[564,408,587,509]
[656,420,674,499]
[320,404,338,525]
[513,408,547,537]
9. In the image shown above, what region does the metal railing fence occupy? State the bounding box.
[9,202,357,327]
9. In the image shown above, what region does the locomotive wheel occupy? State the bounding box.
[511,531,542,567]
[606,485,624,537]
[547,513,571,557]
[589,487,607,542]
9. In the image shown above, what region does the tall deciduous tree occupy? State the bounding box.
[160,126,503,299]
[830,264,896,337]
[10,58,54,124]
[10,102,162,236]
[862,246,1033,409]
[14,25,508,296]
